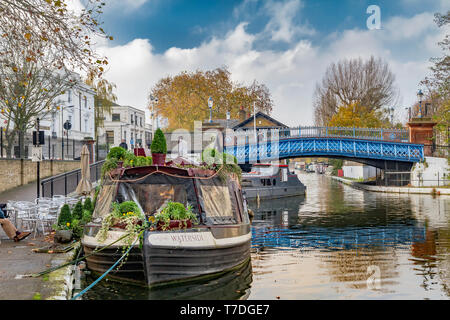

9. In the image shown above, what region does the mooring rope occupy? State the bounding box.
[71,231,143,300]
[27,232,134,278]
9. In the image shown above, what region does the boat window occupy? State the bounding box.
[130,184,187,215]
[199,184,233,220]
[273,179,276,186]
[266,179,271,186]
[252,166,277,176]
[261,179,266,186]
[281,168,288,182]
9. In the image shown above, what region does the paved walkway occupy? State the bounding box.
[0,181,38,203]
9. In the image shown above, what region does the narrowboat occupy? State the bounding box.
[81,160,251,287]
[241,163,306,200]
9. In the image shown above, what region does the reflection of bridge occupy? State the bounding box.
[223,126,424,169]
[251,225,426,251]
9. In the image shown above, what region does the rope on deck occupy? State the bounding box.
[71,231,142,300]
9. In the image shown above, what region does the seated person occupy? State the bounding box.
[0,207,31,242]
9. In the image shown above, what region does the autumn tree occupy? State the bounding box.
[0,0,112,156]
[0,0,111,77]
[328,102,390,128]
[148,67,274,131]
[420,11,449,144]
[313,56,399,126]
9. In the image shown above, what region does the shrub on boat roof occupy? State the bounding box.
[150,128,167,154]
[202,148,237,165]
[107,146,128,161]
[118,201,142,215]
[72,200,83,220]
[57,204,72,227]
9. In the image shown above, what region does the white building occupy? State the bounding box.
[342,161,377,180]
[101,104,152,149]
[39,72,96,141]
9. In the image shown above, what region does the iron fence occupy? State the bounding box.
[377,171,450,187]
[40,160,105,198]
[0,129,109,161]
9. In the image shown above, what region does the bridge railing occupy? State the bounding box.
[228,126,409,146]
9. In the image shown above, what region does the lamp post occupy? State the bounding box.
[405,107,411,122]
[208,96,213,123]
[417,89,424,118]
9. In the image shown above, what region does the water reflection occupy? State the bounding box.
[82,259,253,300]
[247,173,450,299]
[81,172,450,299]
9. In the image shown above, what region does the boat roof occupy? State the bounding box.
[252,163,288,168]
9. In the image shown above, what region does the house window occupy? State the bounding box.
[112,114,120,121]
[68,90,72,103]
[131,114,134,124]
[84,96,87,108]
[106,130,115,144]
[140,117,143,127]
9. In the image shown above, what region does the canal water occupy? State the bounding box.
[81,172,450,300]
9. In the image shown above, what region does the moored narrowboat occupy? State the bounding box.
[81,160,251,287]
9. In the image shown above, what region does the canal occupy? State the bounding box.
[80,172,450,299]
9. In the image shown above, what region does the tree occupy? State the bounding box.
[0,0,111,77]
[0,35,77,157]
[148,67,274,131]
[327,102,389,128]
[313,56,398,126]
[420,11,449,144]
[0,0,112,157]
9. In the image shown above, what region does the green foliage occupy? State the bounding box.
[72,200,83,220]
[82,209,93,224]
[150,128,167,154]
[134,156,152,167]
[70,219,83,239]
[154,201,198,230]
[57,204,72,228]
[202,148,237,165]
[118,201,142,216]
[107,146,128,161]
[93,185,101,208]
[101,157,118,178]
[329,159,343,176]
[83,197,94,214]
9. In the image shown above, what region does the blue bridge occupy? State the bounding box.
[224,126,424,169]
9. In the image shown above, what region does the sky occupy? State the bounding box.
[88,0,449,126]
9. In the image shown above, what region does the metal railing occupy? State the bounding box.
[378,171,450,187]
[228,126,410,146]
[41,160,105,198]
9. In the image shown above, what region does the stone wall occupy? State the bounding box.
[0,159,80,193]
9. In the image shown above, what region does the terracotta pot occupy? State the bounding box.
[152,153,166,166]
[156,219,192,231]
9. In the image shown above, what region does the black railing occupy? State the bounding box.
[41,160,105,198]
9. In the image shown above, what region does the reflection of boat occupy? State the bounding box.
[241,164,306,200]
[81,258,253,300]
[248,195,305,227]
[82,162,251,287]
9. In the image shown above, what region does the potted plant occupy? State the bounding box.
[154,201,197,231]
[97,201,145,243]
[53,204,73,243]
[150,128,167,166]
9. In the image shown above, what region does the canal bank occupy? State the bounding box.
[330,175,450,195]
[0,235,78,300]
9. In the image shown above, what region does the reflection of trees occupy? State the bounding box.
[411,230,438,292]
[322,247,399,290]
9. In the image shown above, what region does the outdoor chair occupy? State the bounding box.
[15,201,38,235]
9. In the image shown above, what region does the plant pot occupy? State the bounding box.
[157,219,192,231]
[54,229,73,243]
[111,218,143,229]
[152,153,166,166]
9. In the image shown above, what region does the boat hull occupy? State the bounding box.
[143,228,251,287]
[81,225,251,287]
[243,185,306,200]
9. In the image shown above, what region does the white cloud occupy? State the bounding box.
[97,11,444,127]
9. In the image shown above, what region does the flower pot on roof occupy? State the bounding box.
[151,128,167,166]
